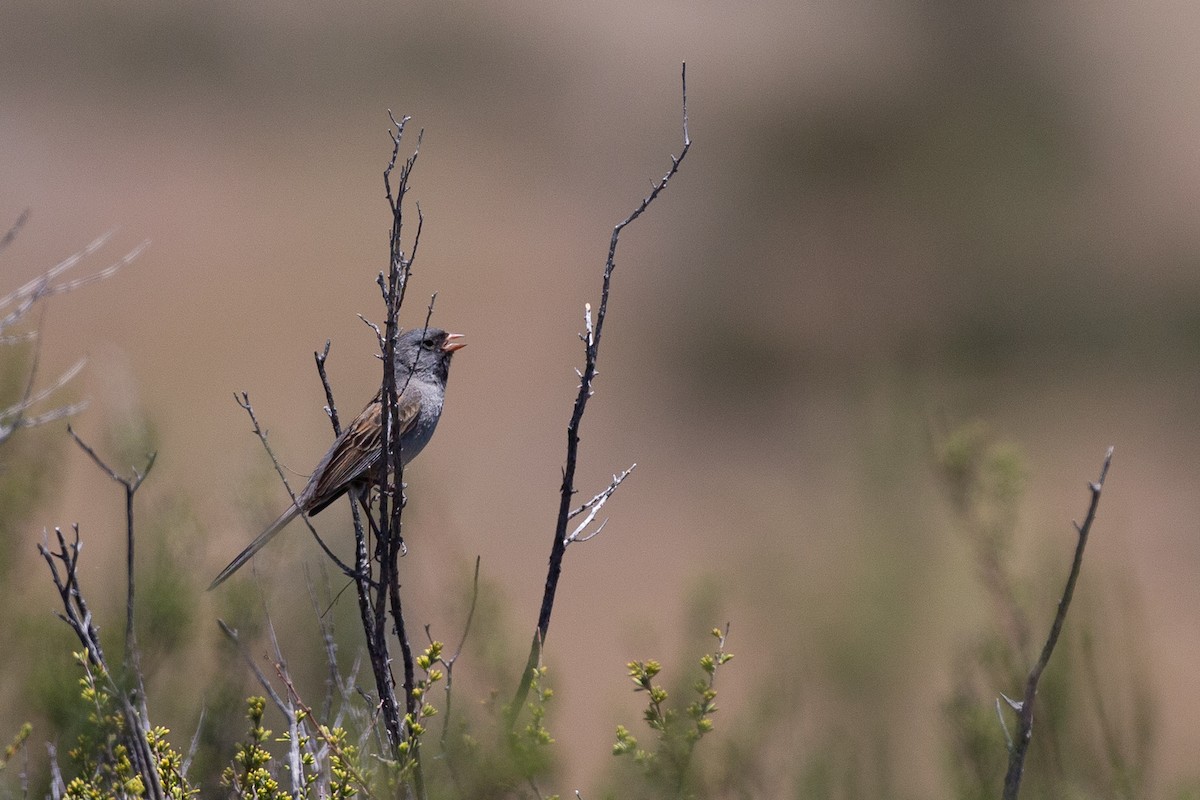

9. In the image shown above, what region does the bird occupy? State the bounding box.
[209,327,465,589]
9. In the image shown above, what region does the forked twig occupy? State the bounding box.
[66,425,156,675]
[566,464,637,545]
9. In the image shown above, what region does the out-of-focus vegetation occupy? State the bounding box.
[4,1,1200,797]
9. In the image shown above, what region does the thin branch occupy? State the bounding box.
[341,110,424,781]
[0,357,90,444]
[37,523,165,800]
[235,392,357,579]
[10,357,87,416]
[217,620,291,716]
[430,556,482,746]
[66,425,156,679]
[261,606,307,797]
[508,62,690,730]
[380,113,429,800]
[0,230,112,313]
[0,226,143,446]
[0,209,29,254]
[181,707,205,779]
[0,235,147,333]
[314,340,343,435]
[305,566,343,722]
[305,323,402,773]
[46,742,65,800]
[64,426,164,800]
[995,698,1014,752]
[2,400,88,431]
[38,525,105,668]
[277,668,378,800]
[358,314,386,359]
[566,463,636,545]
[8,303,48,438]
[0,330,37,346]
[1001,447,1114,799]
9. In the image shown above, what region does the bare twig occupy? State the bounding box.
[428,556,482,746]
[0,209,29,254]
[182,707,205,779]
[46,743,65,800]
[217,620,290,717]
[0,354,89,447]
[38,522,165,800]
[61,426,165,799]
[508,62,691,730]
[315,340,343,435]
[0,330,37,346]
[333,112,427,791]
[1001,447,1114,799]
[0,228,144,446]
[357,315,387,361]
[10,357,87,416]
[375,112,432,800]
[38,525,105,667]
[264,614,307,796]
[234,392,357,579]
[2,227,148,516]
[566,463,636,545]
[277,668,378,800]
[0,234,147,333]
[66,426,156,678]
[305,568,370,766]
[304,567,343,721]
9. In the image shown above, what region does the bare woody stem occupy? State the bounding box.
[40,430,164,800]
[508,64,691,730]
[307,343,403,757]
[365,111,421,760]
[65,425,156,681]
[359,110,428,800]
[1001,447,1114,800]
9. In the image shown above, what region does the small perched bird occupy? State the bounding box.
[209,327,465,589]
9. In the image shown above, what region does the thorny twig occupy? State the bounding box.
[1001,447,1114,799]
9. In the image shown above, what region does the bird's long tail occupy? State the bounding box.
[208,505,301,590]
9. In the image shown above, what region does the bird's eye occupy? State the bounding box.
[422,338,435,348]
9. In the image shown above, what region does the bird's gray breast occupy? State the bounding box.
[399,380,445,466]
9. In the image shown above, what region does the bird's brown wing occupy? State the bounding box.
[304,389,422,514]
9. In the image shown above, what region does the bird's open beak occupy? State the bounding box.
[442,333,467,353]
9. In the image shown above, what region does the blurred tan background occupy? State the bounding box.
[3,1,1200,796]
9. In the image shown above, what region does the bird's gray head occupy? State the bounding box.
[395,327,465,383]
